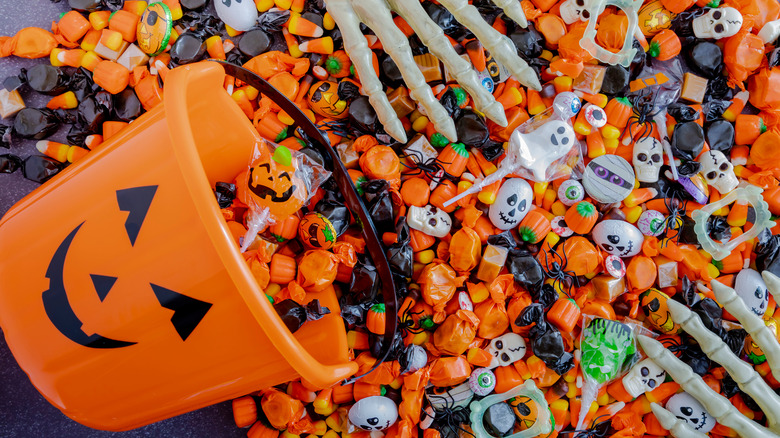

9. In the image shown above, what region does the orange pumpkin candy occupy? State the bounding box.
[298,212,337,250]
[238,145,308,219]
[307,79,357,119]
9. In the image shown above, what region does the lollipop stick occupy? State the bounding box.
[240,207,271,253]
[653,112,679,181]
[442,166,513,207]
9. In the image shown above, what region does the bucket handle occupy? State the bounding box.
[213,61,399,384]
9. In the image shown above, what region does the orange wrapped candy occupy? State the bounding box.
[243,51,311,80]
[295,249,354,292]
[428,356,472,387]
[596,13,628,54]
[418,260,467,323]
[448,227,482,272]
[433,309,480,355]
[750,131,780,171]
[261,388,312,433]
[724,31,765,87]
[473,298,510,339]
[359,144,401,190]
[0,27,58,59]
[540,236,601,277]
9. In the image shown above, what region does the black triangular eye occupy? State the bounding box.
[517,199,527,212]
[681,407,693,416]
[507,194,517,206]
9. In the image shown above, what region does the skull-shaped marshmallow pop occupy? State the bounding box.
[698,150,738,194]
[692,7,743,40]
[665,392,715,433]
[407,205,452,238]
[621,358,667,398]
[488,178,533,230]
[487,333,527,368]
[559,0,591,24]
[632,137,663,183]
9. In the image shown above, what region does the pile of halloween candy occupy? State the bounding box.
[6,0,780,436]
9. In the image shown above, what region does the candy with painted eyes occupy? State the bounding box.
[734,268,769,316]
[489,178,533,230]
[214,0,259,32]
[583,154,635,204]
[665,392,715,433]
[592,220,643,257]
[348,396,398,431]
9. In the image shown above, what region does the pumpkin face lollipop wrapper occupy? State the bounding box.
[242,145,308,219]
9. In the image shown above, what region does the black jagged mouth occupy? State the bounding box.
[498,211,517,225]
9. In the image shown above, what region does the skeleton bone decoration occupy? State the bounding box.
[637,272,780,438]
[323,0,541,143]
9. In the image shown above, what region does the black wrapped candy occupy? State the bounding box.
[274,299,330,333]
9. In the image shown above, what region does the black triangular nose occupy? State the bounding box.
[508,209,515,217]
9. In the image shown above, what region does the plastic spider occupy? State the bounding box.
[559,415,612,438]
[661,187,688,243]
[623,87,665,143]
[430,396,475,438]
[316,119,351,139]
[541,245,580,296]
[399,149,454,186]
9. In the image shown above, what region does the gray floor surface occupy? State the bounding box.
[0,1,247,436]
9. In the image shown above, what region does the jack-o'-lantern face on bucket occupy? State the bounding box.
[308,80,358,119]
[137,3,172,56]
[245,146,308,218]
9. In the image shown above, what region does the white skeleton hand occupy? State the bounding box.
[323,0,542,143]
[639,272,780,438]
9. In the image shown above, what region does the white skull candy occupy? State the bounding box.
[488,178,533,230]
[665,392,715,433]
[559,0,591,24]
[509,120,577,182]
[698,150,738,194]
[592,220,644,257]
[735,268,769,316]
[348,396,398,431]
[632,137,663,183]
[407,205,452,238]
[487,333,527,368]
[692,7,743,40]
[621,358,667,398]
[214,0,259,32]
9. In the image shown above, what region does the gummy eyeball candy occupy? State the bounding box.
[637,210,666,237]
[489,178,533,230]
[558,179,585,206]
[469,368,497,396]
[592,220,643,257]
[734,269,769,316]
[348,396,398,431]
[552,91,581,119]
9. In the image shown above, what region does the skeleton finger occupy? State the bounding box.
[387,0,507,126]
[667,298,780,432]
[637,335,777,438]
[649,403,708,438]
[325,0,408,143]
[763,271,780,303]
[349,0,458,142]
[437,0,541,91]
[490,0,528,27]
[713,279,780,411]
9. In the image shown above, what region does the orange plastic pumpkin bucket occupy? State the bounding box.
[0,62,361,431]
